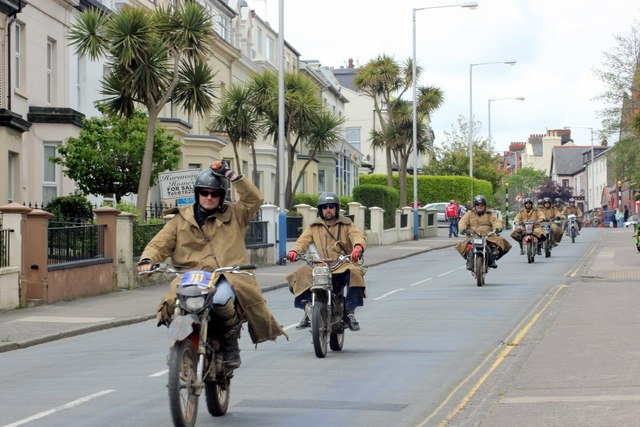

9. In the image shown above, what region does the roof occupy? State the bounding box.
[551,146,591,175]
[331,68,358,92]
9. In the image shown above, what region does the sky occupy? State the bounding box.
[244,0,640,154]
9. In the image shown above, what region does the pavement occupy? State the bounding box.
[2,225,639,426]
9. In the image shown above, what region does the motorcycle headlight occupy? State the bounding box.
[184,296,206,312]
[313,266,331,285]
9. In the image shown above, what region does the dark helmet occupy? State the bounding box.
[543,197,552,204]
[194,167,230,206]
[555,197,563,204]
[523,197,533,206]
[473,195,486,207]
[317,191,340,219]
[537,198,544,205]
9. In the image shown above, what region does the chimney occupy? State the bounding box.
[348,58,354,69]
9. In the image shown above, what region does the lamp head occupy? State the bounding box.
[462,2,479,9]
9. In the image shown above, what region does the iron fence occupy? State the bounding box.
[0,228,12,268]
[48,223,106,266]
[245,221,268,246]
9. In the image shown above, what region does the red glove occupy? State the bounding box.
[287,251,299,262]
[351,245,363,262]
[211,160,231,177]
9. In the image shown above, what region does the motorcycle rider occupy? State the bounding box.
[286,192,367,331]
[456,195,512,270]
[538,197,564,246]
[137,161,287,370]
[510,197,547,254]
[564,197,583,233]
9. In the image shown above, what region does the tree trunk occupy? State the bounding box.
[232,140,242,174]
[385,145,393,187]
[250,142,259,189]
[136,108,159,222]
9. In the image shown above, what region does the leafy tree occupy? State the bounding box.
[593,19,640,137]
[506,167,547,208]
[69,3,217,218]
[535,177,574,202]
[611,135,640,187]
[354,54,444,206]
[55,110,181,203]
[209,84,260,186]
[424,116,504,190]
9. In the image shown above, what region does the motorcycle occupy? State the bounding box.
[634,225,640,252]
[541,220,553,258]
[464,231,498,287]
[517,221,541,264]
[566,214,578,243]
[144,263,255,427]
[294,251,357,358]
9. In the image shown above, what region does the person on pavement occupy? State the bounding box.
[456,195,512,270]
[446,199,460,238]
[137,161,287,370]
[564,198,583,232]
[511,197,547,254]
[286,192,367,331]
[539,197,564,246]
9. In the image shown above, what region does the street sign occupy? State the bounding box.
[158,169,200,200]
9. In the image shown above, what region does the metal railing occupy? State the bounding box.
[245,221,268,246]
[48,223,106,266]
[0,228,13,268]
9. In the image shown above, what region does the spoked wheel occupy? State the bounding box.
[571,227,576,243]
[168,340,199,427]
[205,375,230,417]
[329,328,344,351]
[475,256,485,287]
[544,238,551,258]
[526,240,535,263]
[311,301,329,358]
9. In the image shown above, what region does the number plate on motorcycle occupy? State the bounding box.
[472,238,483,245]
[179,270,215,289]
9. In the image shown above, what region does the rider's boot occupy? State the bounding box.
[519,239,524,255]
[345,311,360,331]
[537,241,543,255]
[488,250,498,269]
[465,253,473,270]
[213,299,241,370]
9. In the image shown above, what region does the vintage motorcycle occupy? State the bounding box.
[517,221,541,264]
[566,214,578,243]
[541,220,554,258]
[634,224,640,252]
[294,250,358,358]
[464,231,498,287]
[144,263,255,427]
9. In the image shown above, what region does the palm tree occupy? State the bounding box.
[68,3,217,219]
[209,84,260,186]
[292,110,346,196]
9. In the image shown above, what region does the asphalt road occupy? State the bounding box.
[0,229,598,427]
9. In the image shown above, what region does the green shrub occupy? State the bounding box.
[292,193,352,211]
[46,193,94,221]
[353,184,399,229]
[116,201,142,224]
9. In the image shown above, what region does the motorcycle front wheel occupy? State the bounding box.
[475,255,485,287]
[205,375,230,417]
[330,329,344,351]
[526,240,535,263]
[168,339,199,427]
[571,227,576,243]
[544,237,551,258]
[311,301,329,358]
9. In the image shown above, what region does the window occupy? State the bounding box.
[8,152,18,203]
[43,144,59,204]
[188,163,201,169]
[47,39,56,104]
[14,22,24,91]
[562,179,569,188]
[266,36,275,62]
[76,55,85,110]
[345,127,361,151]
[256,27,263,54]
[300,172,306,193]
[318,170,326,193]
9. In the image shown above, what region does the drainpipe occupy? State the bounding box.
[6,0,25,111]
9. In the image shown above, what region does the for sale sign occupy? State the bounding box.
[159,169,200,200]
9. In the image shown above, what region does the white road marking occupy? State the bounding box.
[2,390,116,427]
[374,289,405,300]
[437,270,456,277]
[409,277,433,286]
[10,316,113,324]
[149,370,168,377]
[284,323,300,331]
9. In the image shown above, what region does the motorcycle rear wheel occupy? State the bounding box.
[168,339,199,427]
[205,375,230,417]
[475,256,485,287]
[311,301,329,358]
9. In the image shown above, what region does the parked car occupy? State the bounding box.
[425,202,448,225]
[624,213,639,228]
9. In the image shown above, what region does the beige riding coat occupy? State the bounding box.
[455,209,512,257]
[510,208,546,239]
[140,176,286,345]
[286,216,367,297]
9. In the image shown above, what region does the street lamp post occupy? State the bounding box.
[411,1,478,240]
[505,181,509,229]
[277,0,286,264]
[488,97,525,143]
[469,60,516,198]
[564,126,594,211]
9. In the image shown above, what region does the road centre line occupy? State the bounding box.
[409,277,433,287]
[374,289,405,300]
[437,270,456,277]
[149,370,168,377]
[2,390,115,427]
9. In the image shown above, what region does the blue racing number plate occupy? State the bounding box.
[179,270,215,289]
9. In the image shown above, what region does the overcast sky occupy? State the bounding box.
[245,0,639,153]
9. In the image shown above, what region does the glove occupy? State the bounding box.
[494,228,502,234]
[137,259,153,276]
[351,244,363,262]
[211,160,233,178]
[287,251,299,262]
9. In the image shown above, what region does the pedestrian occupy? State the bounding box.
[623,205,629,223]
[615,206,625,228]
[611,210,618,228]
[446,199,460,238]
